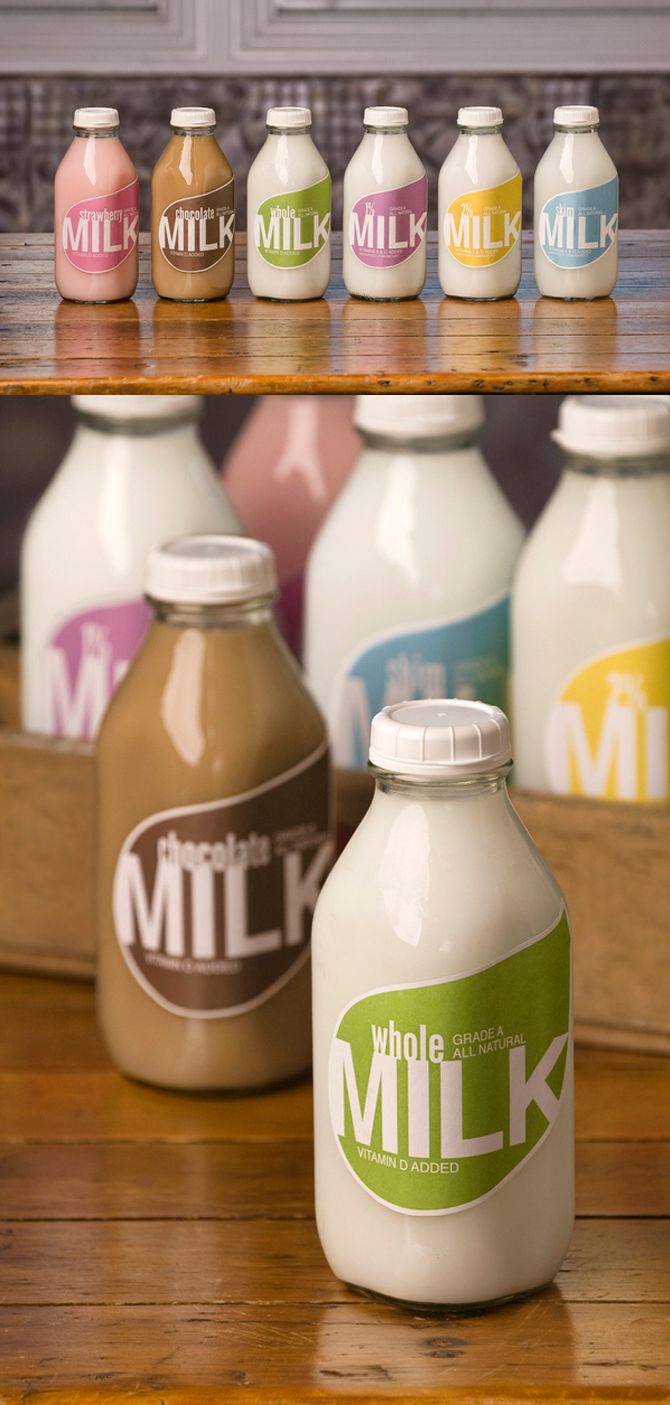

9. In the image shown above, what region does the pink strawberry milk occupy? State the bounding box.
[54,107,140,302]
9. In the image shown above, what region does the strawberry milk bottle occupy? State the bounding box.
[54,107,140,302]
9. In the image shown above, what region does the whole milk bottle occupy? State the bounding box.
[512,395,670,803]
[246,106,331,301]
[21,395,241,741]
[304,395,524,768]
[312,697,574,1307]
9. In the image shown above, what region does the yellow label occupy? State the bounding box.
[444,172,522,268]
[545,638,670,803]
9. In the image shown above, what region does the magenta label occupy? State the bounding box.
[61,180,140,273]
[349,174,428,269]
[45,597,150,740]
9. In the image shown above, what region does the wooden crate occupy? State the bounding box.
[1,646,668,1052]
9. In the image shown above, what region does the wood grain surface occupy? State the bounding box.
[1,232,669,394]
[0,972,667,1402]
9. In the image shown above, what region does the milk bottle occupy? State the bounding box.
[438,107,522,301]
[21,396,240,742]
[98,535,332,1092]
[534,106,618,300]
[313,697,574,1307]
[151,107,235,302]
[343,108,428,300]
[304,395,524,768]
[512,396,670,803]
[247,107,331,301]
[54,108,139,303]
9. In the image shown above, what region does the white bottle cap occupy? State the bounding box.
[552,395,670,459]
[458,106,503,129]
[364,106,408,129]
[355,394,484,440]
[73,107,119,130]
[72,395,201,422]
[171,106,216,129]
[370,699,512,778]
[553,105,599,128]
[266,106,312,130]
[146,536,277,606]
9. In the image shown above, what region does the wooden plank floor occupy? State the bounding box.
[0,973,668,1402]
[0,232,669,394]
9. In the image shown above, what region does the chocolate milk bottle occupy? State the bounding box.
[97,536,332,1091]
[151,107,235,301]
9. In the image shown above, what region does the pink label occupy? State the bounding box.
[61,180,140,273]
[349,174,428,269]
[46,598,150,740]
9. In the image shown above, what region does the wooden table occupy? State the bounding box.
[1,232,669,395]
[0,972,668,1402]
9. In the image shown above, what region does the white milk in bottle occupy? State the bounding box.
[304,395,524,768]
[512,396,670,803]
[247,107,331,300]
[343,107,427,300]
[438,106,522,301]
[21,395,241,741]
[313,698,574,1307]
[534,106,618,300]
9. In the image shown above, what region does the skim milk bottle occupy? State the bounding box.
[534,106,618,300]
[313,698,574,1307]
[304,395,524,769]
[343,107,428,300]
[247,107,331,300]
[21,396,241,742]
[512,396,670,803]
[438,106,522,301]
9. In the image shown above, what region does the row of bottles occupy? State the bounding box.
[54,102,619,304]
[21,392,669,807]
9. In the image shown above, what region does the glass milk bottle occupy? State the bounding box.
[343,107,428,300]
[151,106,235,302]
[512,396,670,804]
[97,536,332,1092]
[534,106,618,300]
[54,108,139,303]
[247,107,331,301]
[313,698,574,1308]
[21,395,240,742]
[304,395,524,768]
[438,106,522,301]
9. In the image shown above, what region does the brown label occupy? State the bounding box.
[158,179,235,272]
[112,744,332,1018]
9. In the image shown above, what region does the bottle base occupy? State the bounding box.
[109,1060,312,1097]
[155,292,231,303]
[345,1276,554,1314]
[442,291,519,303]
[537,291,615,303]
[252,292,327,304]
[346,291,423,303]
[59,293,136,305]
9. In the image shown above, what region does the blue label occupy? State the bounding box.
[330,596,510,769]
[539,176,618,269]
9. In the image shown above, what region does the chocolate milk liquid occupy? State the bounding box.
[152,107,235,301]
[97,536,333,1091]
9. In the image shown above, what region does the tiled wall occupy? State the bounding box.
[1,72,668,233]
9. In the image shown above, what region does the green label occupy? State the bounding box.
[254,176,331,268]
[328,911,571,1215]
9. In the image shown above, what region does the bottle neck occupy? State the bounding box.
[372,765,512,802]
[554,123,599,136]
[358,428,480,455]
[73,128,119,140]
[458,124,503,137]
[266,125,312,139]
[171,126,216,138]
[149,597,275,631]
[561,449,670,479]
[74,411,199,439]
